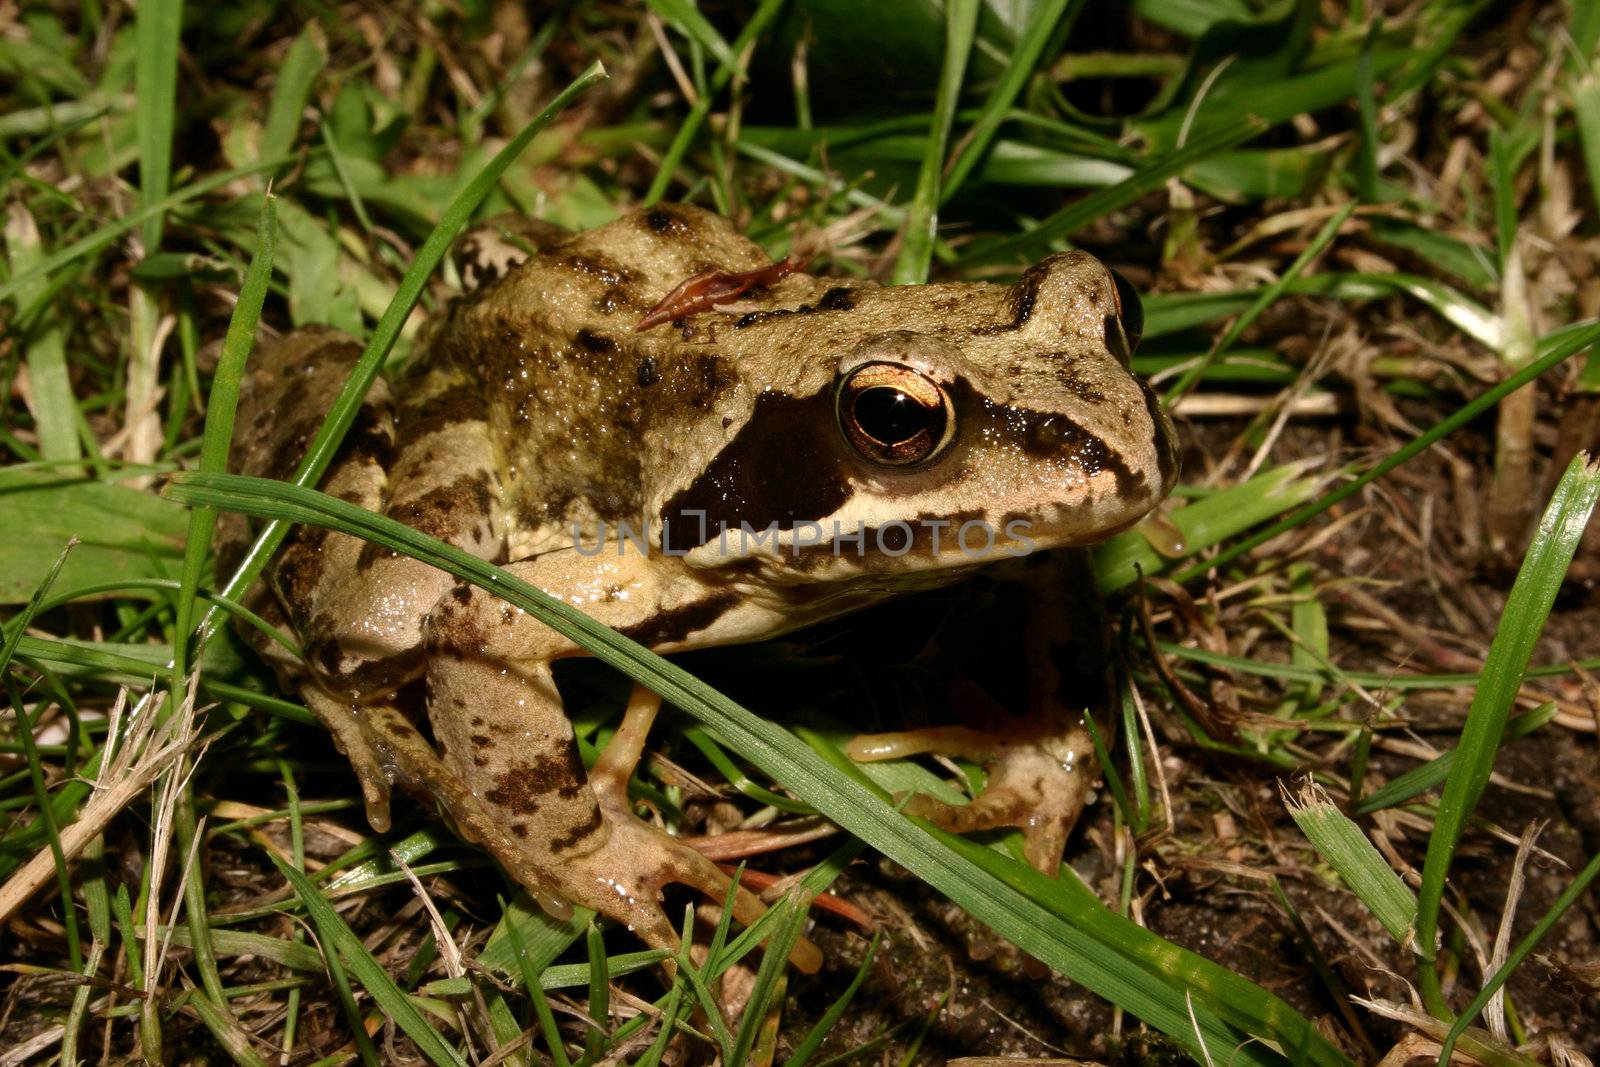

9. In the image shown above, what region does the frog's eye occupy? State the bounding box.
[837,362,954,466]
[1105,269,1143,366]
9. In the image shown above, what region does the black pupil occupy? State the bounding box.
[854,386,932,445]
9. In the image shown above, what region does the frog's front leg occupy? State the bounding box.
[848,551,1111,874]
[425,551,821,972]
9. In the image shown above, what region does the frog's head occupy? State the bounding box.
[655,251,1178,581]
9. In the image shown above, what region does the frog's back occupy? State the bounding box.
[410,205,795,559]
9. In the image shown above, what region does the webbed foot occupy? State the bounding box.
[560,686,823,973]
[847,694,1097,874]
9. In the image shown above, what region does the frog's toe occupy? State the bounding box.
[848,719,1096,875]
[553,685,822,972]
[899,781,1076,875]
[558,811,823,974]
[846,725,997,763]
[303,688,404,831]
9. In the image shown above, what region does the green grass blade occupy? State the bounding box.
[1094,462,1327,594]
[578,922,610,1066]
[1571,73,1600,226]
[4,207,80,462]
[682,726,814,813]
[186,991,271,1067]
[271,854,468,1067]
[166,470,1348,1067]
[924,819,1346,1063]
[646,0,735,70]
[2,544,81,970]
[497,894,572,1067]
[643,0,787,205]
[1143,271,1503,349]
[0,154,293,307]
[134,0,181,250]
[1353,703,1557,815]
[728,893,810,1066]
[1489,126,1517,271]
[941,0,1078,202]
[782,932,881,1067]
[161,195,278,1032]
[1414,455,1600,985]
[1164,201,1353,404]
[1572,0,1600,58]
[1284,782,1417,944]
[1142,50,1409,146]
[1354,20,1381,202]
[260,28,326,168]
[891,0,978,286]
[972,116,1266,261]
[171,195,276,685]
[1438,846,1600,1064]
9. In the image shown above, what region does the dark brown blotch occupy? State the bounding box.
[341,405,396,470]
[576,328,617,354]
[483,748,588,815]
[956,376,1148,499]
[973,260,1050,335]
[305,641,425,699]
[617,591,738,647]
[256,416,321,482]
[386,472,496,542]
[1048,356,1108,403]
[596,287,634,314]
[549,806,604,853]
[355,540,395,573]
[661,389,850,551]
[642,206,691,236]
[400,382,481,441]
[272,526,330,607]
[1137,378,1179,488]
[686,353,733,410]
[818,286,856,311]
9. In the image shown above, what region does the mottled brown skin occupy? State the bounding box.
[224,203,1177,963]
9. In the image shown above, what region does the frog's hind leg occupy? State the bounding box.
[224,326,508,846]
[847,551,1112,875]
[421,639,821,973]
[222,327,420,830]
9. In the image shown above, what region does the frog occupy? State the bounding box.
[222,202,1178,969]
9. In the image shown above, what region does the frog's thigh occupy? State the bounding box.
[848,551,1111,874]
[298,377,510,697]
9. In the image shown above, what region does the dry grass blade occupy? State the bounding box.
[0,685,201,925]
